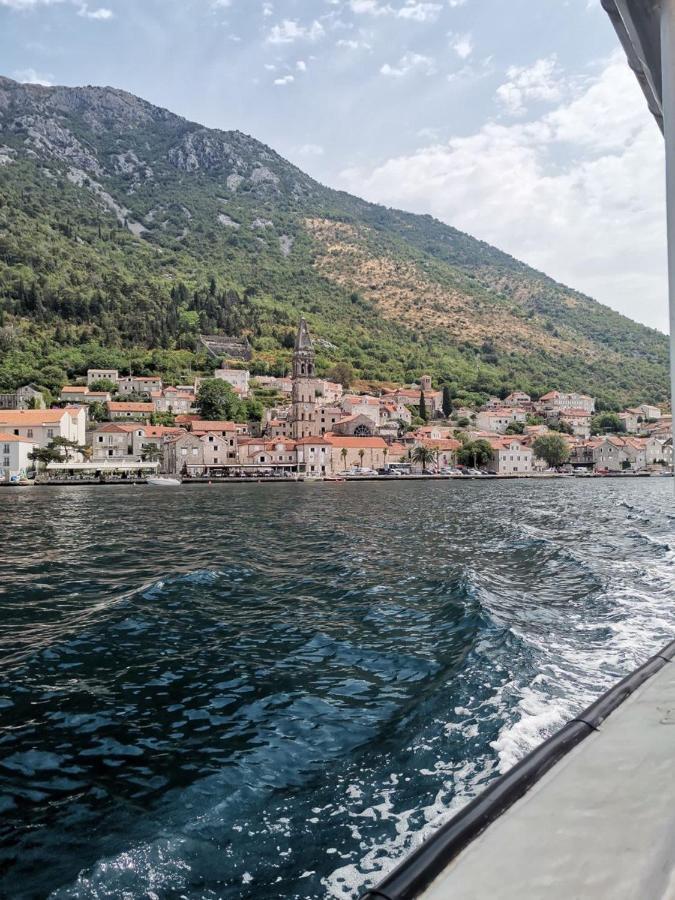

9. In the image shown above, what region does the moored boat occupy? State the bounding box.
[147,476,181,487]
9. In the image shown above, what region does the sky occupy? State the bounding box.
[0,0,668,332]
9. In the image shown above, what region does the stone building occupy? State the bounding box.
[289,318,324,439]
[0,384,45,410]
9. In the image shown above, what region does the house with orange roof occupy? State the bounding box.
[106,401,155,422]
[91,423,141,461]
[411,437,461,471]
[538,391,595,415]
[486,436,533,474]
[117,375,163,397]
[381,387,443,417]
[0,407,86,448]
[593,435,647,472]
[341,394,382,426]
[59,385,112,404]
[0,432,39,481]
[476,407,528,434]
[323,434,388,473]
[152,387,196,415]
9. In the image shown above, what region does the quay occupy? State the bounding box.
[0,472,669,488]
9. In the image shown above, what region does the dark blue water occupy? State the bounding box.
[1,480,673,899]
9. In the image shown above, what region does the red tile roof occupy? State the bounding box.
[189,420,238,432]
[324,434,387,449]
[107,402,154,412]
[0,431,35,443]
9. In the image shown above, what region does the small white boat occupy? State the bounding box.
[147,477,181,487]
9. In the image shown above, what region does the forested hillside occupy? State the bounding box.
[0,75,668,406]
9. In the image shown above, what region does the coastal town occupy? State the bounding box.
[0,319,671,484]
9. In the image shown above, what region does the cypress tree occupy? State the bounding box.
[442,385,452,418]
[419,390,427,422]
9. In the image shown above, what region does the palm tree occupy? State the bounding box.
[340,447,348,472]
[411,444,437,473]
[358,448,365,469]
[383,447,388,470]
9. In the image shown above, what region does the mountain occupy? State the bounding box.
[0,75,668,406]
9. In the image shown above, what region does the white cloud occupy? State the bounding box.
[447,0,467,6]
[380,51,435,77]
[397,2,441,22]
[339,55,668,330]
[449,31,472,59]
[336,37,372,50]
[0,0,63,7]
[11,66,52,85]
[296,59,307,71]
[266,18,324,43]
[77,3,112,18]
[0,0,112,15]
[349,0,392,16]
[273,74,294,85]
[496,55,564,116]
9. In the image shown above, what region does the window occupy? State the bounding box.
[27,429,33,438]
[2,444,8,454]
[98,436,103,443]
[47,429,54,438]
[3,457,9,468]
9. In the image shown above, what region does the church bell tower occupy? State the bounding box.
[291,318,319,439]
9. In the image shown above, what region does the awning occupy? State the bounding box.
[46,461,159,471]
[602,0,664,131]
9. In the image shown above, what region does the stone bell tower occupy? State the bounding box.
[291,318,320,439]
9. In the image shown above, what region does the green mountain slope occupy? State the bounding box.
[0,75,668,406]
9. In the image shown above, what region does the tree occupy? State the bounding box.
[458,439,493,469]
[340,447,348,471]
[89,378,117,393]
[591,412,626,435]
[419,390,428,422]
[532,433,570,468]
[505,421,525,435]
[411,444,437,472]
[28,446,62,469]
[49,436,80,462]
[327,362,354,389]
[196,378,242,421]
[442,386,453,418]
[150,411,176,426]
[88,401,108,423]
[141,443,163,462]
[358,448,365,468]
[383,447,388,470]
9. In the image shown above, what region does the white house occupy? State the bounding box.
[214,368,250,397]
[87,368,119,386]
[489,437,533,474]
[0,408,86,449]
[0,432,38,481]
[538,391,595,415]
[476,408,527,434]
[117,376,163,397]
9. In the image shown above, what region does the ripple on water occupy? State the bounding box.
[0,479,673,899]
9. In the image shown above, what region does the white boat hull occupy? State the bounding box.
[147,477,181,487]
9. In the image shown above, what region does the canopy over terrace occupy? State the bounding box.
[45,461,159,474]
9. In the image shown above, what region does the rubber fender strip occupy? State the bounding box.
[359,636,675,900]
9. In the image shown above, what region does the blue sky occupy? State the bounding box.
[1,0,668,331]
